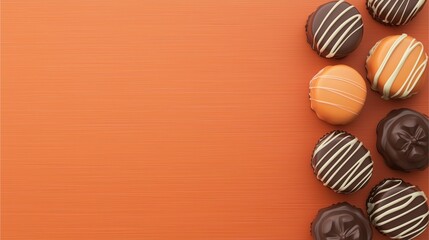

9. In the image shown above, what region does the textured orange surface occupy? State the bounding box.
[1,0,428,239]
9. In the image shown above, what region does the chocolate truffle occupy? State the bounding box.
[377,108,429,172]
[366,34,428,100]
[310,65,367,125]
[367,0,427,26]
[312,131,373,194]
[306,0,363,59]
[311,202,372,240]
[367,179,429,239]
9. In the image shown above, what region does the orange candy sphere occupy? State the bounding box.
[310,65,367,125]
[366,34,428,100]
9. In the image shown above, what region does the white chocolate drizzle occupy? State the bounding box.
[367,0,426,25]
[366,34,428,100]
[367,179,429,239]
[312,131,373,194]
[310,70,367,116]
[312,0,363,58]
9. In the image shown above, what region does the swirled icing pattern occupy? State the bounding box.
[312,131,373,194]
[367,179,429,239]
[367,0,426,26]
[377,108,429,171]
[306,0,363,59]
[366,34,428,100]
[311,202,372,240]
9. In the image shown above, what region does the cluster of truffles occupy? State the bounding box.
[305,1,429,240]
[311,109,429,240]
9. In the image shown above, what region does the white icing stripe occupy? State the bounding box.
[389,213,428,237]
[317,5,355,50]
[384,0,400,22]
[314,132,347,160]
[312,0,343,49]
[367,0,425,25]
[400,0,412,25]
[313,0,363,58]
[328,21,363,58]
[351,170,372,192]
[309,99,358,115]
[374,185,415,205]
[391,46,427,98]
[332,156,372,192]
[309,86,365,104]
[368,179,429,239]
[377,200,426,226]
[310,72,366,115]
[312,132,372,194]
[319,139,360,179]
[372,192,424,218]
[311,74,367,91]
[370,34,407,90]
[367,34,428,99]
[403,0,425,24]
[400,222,429,240]
[391,0,406,23]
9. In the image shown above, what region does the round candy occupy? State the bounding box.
[311,202,372,240]
[310,65,367,125]
[366,34,428,100]
[306,0,363,59]
[367,179,429,240]
[312,131,373,194]
[367,0,427,26]
[377,108,429,172]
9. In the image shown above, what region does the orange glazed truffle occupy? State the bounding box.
[366,34,428,100]
[310,65,367,125]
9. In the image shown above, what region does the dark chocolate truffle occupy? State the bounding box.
[367,0,427,26]
[367,179,429,239]
[377,108,429,172]
[311,202,372,240]
[306,0,363,59]
[312,131,373,194]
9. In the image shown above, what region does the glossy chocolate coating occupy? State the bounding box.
[309,65,367,125]
[367,0,426,26]
[311,202,372,240]
[377,108,429,172]
[306,0,363,59]
[365,34,428,100]
[312,131,373,194]
[367,179,429,239]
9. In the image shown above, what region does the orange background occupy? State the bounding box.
[1,0,428,239]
